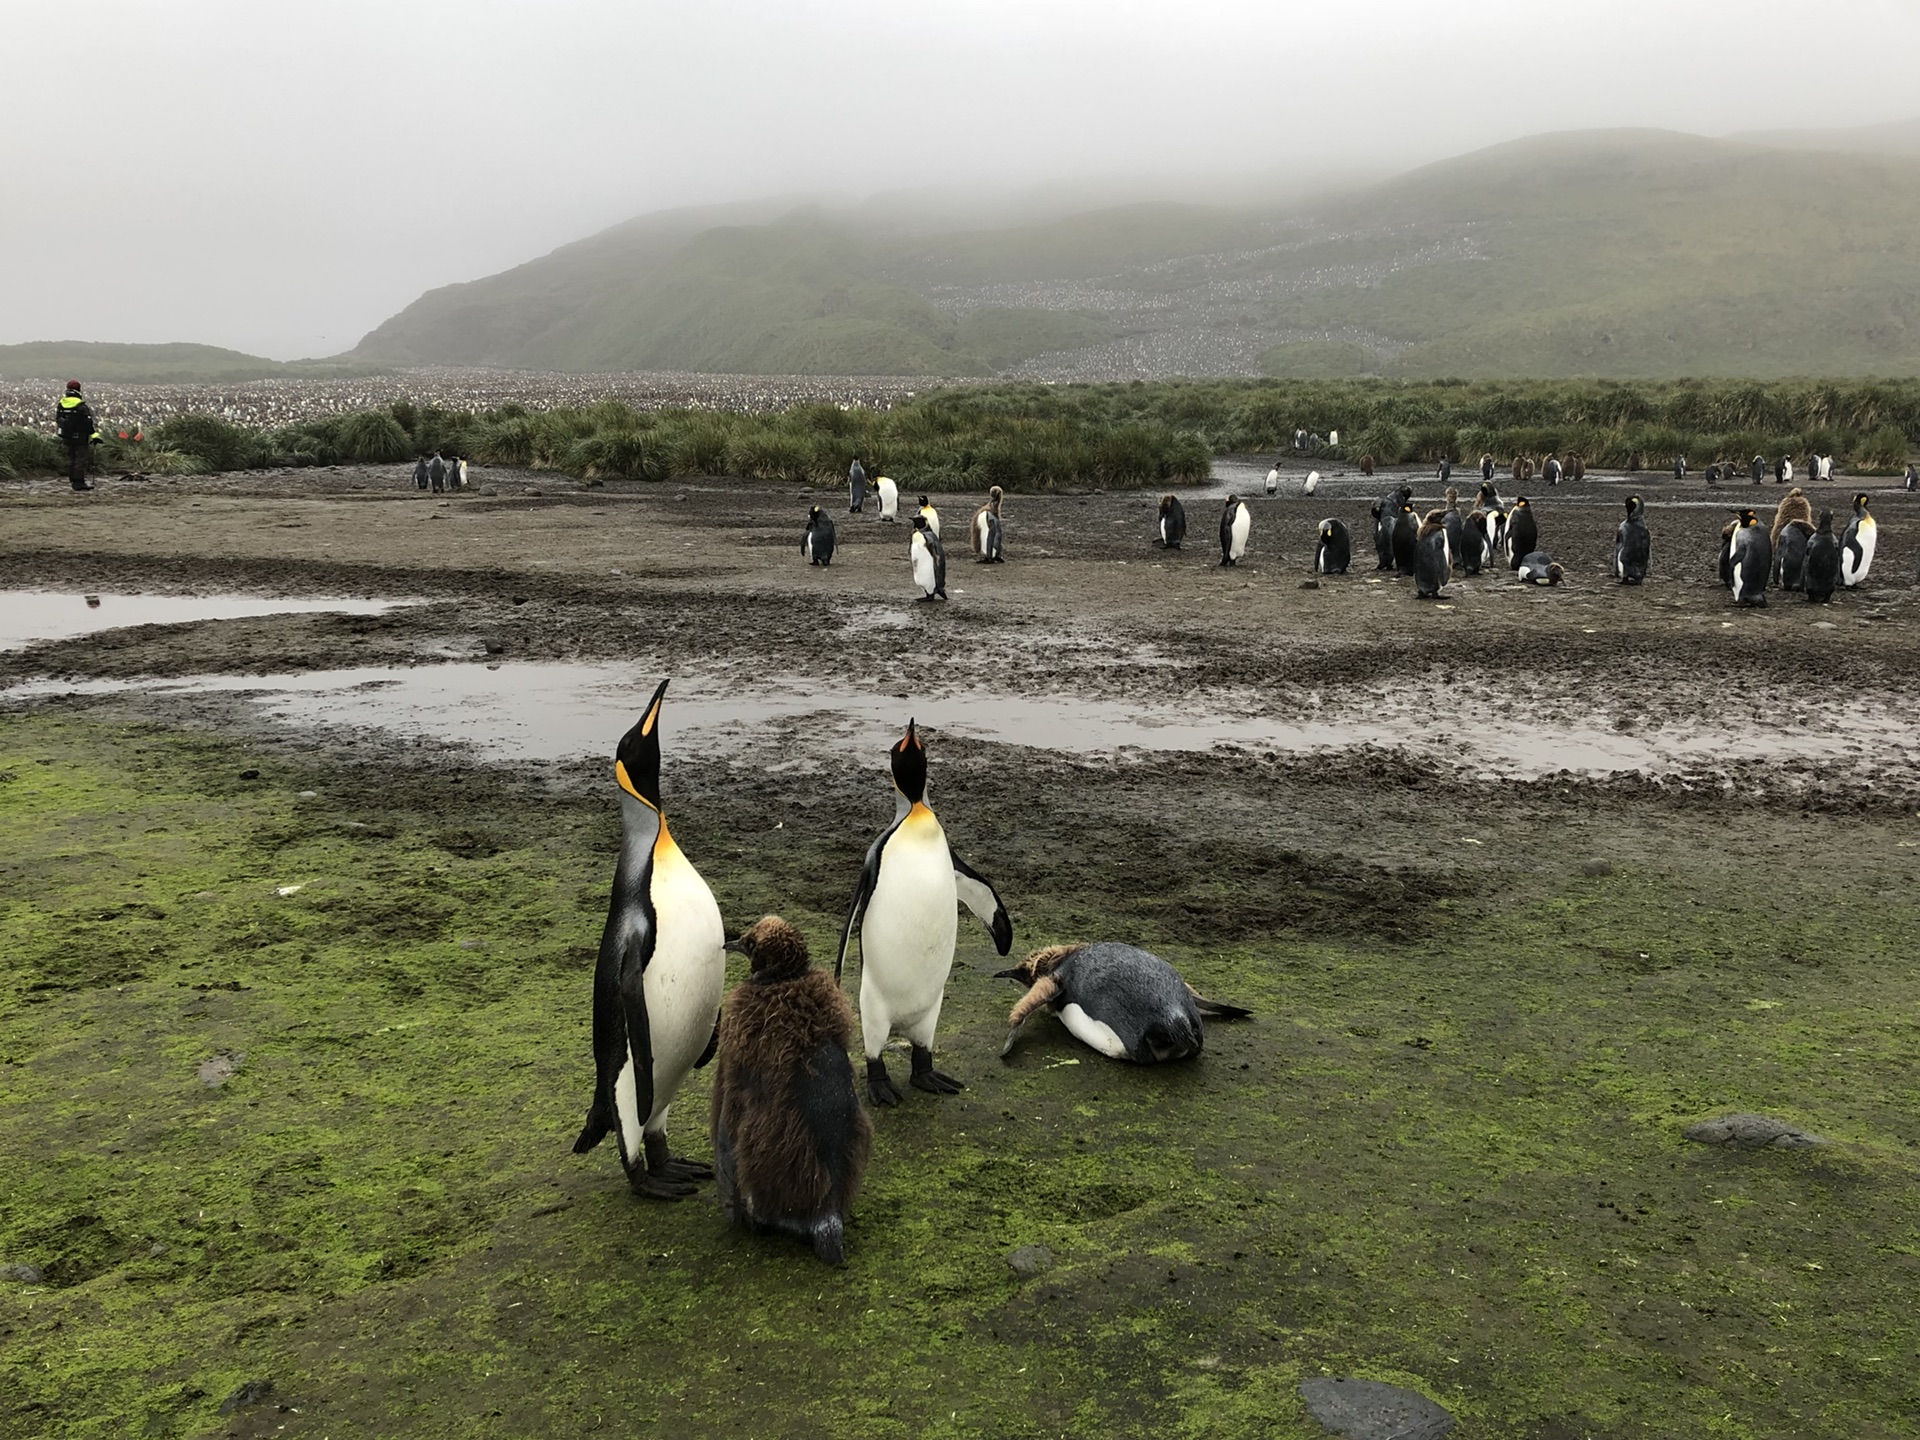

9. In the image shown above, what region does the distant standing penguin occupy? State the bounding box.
[1413,509,1451,599]
[1905,463,1918,492]
[1504,496,1538,571]
[573,681,727,1200]
[917,495,941,537]
[848,459,868,513]
[1614,494,1650,584]
[712,916,872,1266]
[909,516,947,601]
[996,942,1251,1063]
[802,505,836,566]
[1729,509,1771,605]
[1480,452,1496,482]
[413,455,429,491]
[1440,487,1466,569]
[1314,517,1351,574]
[1804,510,1841,602]
[1775,519,1814,592]
[876,475,900,521]
[1157,493,1187,549]
[837,721,1013,1105]
[1438,455,1453,484]
[1751,455,1767,486]
[1220,495,1251,566]
[1391,500,1419,577]
[971,486,1005,563]
[1840,492,1876,587]
[1370,502,1394,570]
[1543,454,1562,486]
[1516,551,1565,585]
[1265,466,1280,497]
[1303,469,1320,496]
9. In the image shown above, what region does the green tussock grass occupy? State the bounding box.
[3,715,1919,1437]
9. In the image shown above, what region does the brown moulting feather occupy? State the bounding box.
[1001,942,1086,983]
[970,485,1005,557]
[1771,486,1812,550]
[1417,509,1447,539]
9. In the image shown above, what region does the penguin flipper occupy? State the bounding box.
[616,929,658,1148]
[835,828,888,983]
[1190,992,1255,1021]
[575,908,652,1153]
[950,849,1014,955]
[693,1018,720,1070]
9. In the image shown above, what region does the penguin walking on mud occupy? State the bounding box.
[996,943,1251,1063]
[1391,499,1419,577]
[1220,494,1251,566]
[573,681,727,1200]
[1314,517,1351,574]
[1804,510,1841,602]
[838,721,1014,1105]
[876,475,900,522]
[1729,509,1771,606]
[1614,495,1650,584]
[1504,496,1538,571]
[802,506,836,567]
[848,459,868,514]
[909,515,947,601]
[1841,493,1877,587]
[917,494,941,537]
[1413,509,1451,598]
[1516,551,1565,585]
[712,916,872,1266]
[971,486,1005,563]
[1157,493,1187,549]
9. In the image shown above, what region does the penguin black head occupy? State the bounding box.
[918,494,930,508]
[1817,509,1835,533]
[1513,496,1531,510]
[1735,508,1759,527]
[725,914,812,983]
[614,679,670,810]
[1853,492,1871,513]
[1625,494,1642,516]
[890,719,928,804]
[912,514,930,533]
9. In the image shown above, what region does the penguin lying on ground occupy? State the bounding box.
[1414,509,1450,598]
[876,476,899,521]
[1614,495,1649,584]
[712,916,872,1266]
[996,943,1251,1063]
[1804,511,1841,601]
[1314,517,1351,574]
[1220,495,1251,566]
[1775,519,1814,591]
[1516,551,1564,585]
[574,681,726,1200]
[909,516,947,600]
[1158,493,1187,549]
[1504,496,1537,571]
[802,506,836,566]
[1391,500,1419,577]
[971,486,1005,563]
[1729,509,1771,606]
[838,721,1013,1105]
[1841,493,1876,587]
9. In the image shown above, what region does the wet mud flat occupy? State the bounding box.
[2,464,1919,1438]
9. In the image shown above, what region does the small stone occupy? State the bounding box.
[296,790,317,800]
[1299,579,1321,589]
[1684,1113,1828,1149]
[198,1053,242,1087]
[148,1243,169,1257]
[484,640,506,655]
[459,939,485,950]
[218,1380,274,1416]
[1007,1245,1055,1277]
[0,1262,44,1284]
[192,891,219,902]
[1581,859,1614,877]
[1299,1377,1455,1440]
[239,769,260,780]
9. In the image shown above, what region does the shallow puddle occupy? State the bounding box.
[5,659,1910,778]
[0,590,402,651]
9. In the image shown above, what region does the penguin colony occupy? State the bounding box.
[579,692,1249,1265]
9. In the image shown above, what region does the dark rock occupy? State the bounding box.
[197,1053,242,1087]
[1,1262,44,1284]
[1300,579,1321,590]
[1300,1377,1454,1440]
[1684,1113,1828,1149]
[483,640,507,655]
[1007,1245,1055,1277]
[218,1380,274,1416]
[238,769,260,780]
[1581,859,1614,877]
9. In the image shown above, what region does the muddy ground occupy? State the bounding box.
[2,460,1918,1439]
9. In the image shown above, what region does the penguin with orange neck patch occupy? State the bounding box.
[837,721,1013,1105]
[572,680,728,1199]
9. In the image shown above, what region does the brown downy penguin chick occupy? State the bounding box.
[971,485,1005,562]
[1770,485,1812,550]
[712,916,873,1266]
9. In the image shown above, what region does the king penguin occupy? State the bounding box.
[712,916,872,1266]
[1729,509,1771,606]
[573,680,727,1199]
[802,505,836,567]
[1413,509,1450,598]
[996,942,1251,1063]
[917,494,941,537]
[1614,495,1649,584]
[971,486,1005,563]
[1841,493,1876,587]
[1391,499,1419,577]
[1440,487,1466,570]
[1516,551,1565,585]
[1314,517,1351,574]
[1775,518,1814,592]
[1219,494,1251,566]
[876,475,899,522]
[1462,509,1491,576]
[848,459,868,514]
[910,515,947,601]
[1265,466,1280,497]
[1303,469,1320,497]
[1158,493,1187,549]
[1504,496,1538,571]
[1804,510,1841,602]
[838,721,1013,1105]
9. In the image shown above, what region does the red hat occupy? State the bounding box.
[65,379,82,392]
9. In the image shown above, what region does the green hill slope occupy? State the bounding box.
[0,341,377,384]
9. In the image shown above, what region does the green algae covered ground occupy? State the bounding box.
[3,710,1920,1440]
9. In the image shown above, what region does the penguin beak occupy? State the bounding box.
[993,966,1023,980]
[723,937,750,956]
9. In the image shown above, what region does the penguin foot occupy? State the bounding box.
[810,1214,846,1266]
[867,1057,904,1107]
[643,1132,712,1186]
[909,1045,964,1095]
[626,1167,697,1201]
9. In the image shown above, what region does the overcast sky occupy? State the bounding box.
[4,0,1917,359]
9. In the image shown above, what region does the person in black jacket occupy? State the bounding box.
[55,380,100,491]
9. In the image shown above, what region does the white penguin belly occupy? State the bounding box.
[637,839,725,1126]
[1230,506,1250,560]
[974,512,989,552]
[912,537,938,594]
[1059,1003,1129,1059]
[861,810,958,1036]
[878,480,898,518]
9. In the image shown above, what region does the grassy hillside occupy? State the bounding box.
[0,342,380,385]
